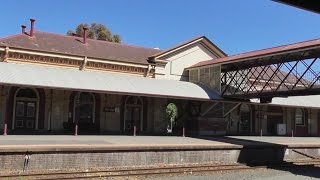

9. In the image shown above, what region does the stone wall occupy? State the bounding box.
[1,146,318,174]
[48,90,70,131]
[0,149,240,173]
[146,97,155,133]
[153,98,167,133]
[100,94,122,133]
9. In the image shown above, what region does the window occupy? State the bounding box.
[295,108,305,125]
[16,88,37,98]
[189,69,199,83]
[200,68,210,84]
[209,66,221,93]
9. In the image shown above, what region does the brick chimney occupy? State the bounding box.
[21,25,26,34]
[83,27,88,44]
[30,18,35,37]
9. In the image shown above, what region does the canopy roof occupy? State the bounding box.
[0,62,221,101]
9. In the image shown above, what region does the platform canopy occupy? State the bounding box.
[0,62,221,101]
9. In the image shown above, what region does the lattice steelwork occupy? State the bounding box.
[221,51,320,99]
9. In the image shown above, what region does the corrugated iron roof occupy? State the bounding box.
[0,62,221,101]
[0,31,162,65]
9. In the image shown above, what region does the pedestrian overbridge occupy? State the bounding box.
[190,38,320,100]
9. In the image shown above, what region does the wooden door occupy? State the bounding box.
[15,101,36,129]
[125,106,141,133]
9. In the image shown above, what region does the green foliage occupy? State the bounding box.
[67,23,122,43]
[166,103,178,122]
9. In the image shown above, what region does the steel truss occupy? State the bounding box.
[221,50,320,99]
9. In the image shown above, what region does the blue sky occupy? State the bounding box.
[1,0,319,55]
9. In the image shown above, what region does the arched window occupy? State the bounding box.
[295,108,305,125]
[16,88,37,98]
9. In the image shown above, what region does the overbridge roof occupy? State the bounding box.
[274,0,320,14]
[189,38,320,71]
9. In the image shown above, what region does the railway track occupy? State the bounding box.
[1,160,320,180]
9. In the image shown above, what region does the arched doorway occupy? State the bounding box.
[123,96,143,134]
[74,92,95,126]
[239,104,251,135]
[13,88,38,130]
[68,91,100,133]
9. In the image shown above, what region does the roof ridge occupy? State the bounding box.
[149,35,205,58]
[35,31,162,51]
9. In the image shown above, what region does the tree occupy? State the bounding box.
[67,23,122,43]
[166,103,178,133]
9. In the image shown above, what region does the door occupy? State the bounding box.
[79,103,93,124]
[267,115,282,135]
[240,112,250,134]
[15,101,36,129]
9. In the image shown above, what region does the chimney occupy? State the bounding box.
[83,27,88,44]
[21,25,26,34]
[30,18,35,37]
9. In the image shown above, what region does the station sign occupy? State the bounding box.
[104,106,120,113]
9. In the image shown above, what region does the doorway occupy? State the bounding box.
[124,96,143,134]
[13,88,38,130]
[74,92,95,129]
[267,106,283,135]
[239,104,251,135]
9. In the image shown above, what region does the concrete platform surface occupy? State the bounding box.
[0,135,319,152]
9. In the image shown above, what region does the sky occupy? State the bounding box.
[1,0,320,55]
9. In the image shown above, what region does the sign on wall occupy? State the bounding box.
[104,107,120,113]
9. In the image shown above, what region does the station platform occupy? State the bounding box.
[0,135,319,152]
[0,135,320,174]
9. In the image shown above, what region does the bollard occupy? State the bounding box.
[74,124,78,136]
[3,123,7,136]
[182,126,185,137]
[291,129,294,137]
[133,126,136,136]
[260,129,263,137]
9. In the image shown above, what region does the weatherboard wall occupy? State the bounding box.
[155,43,218,81]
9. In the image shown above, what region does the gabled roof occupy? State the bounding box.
[148,36,227,61]
[0,31,162,65]
[189,38,320,68]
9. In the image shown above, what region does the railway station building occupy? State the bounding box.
[0,19,319,137]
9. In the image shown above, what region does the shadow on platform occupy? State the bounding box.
[195,136,320,179]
